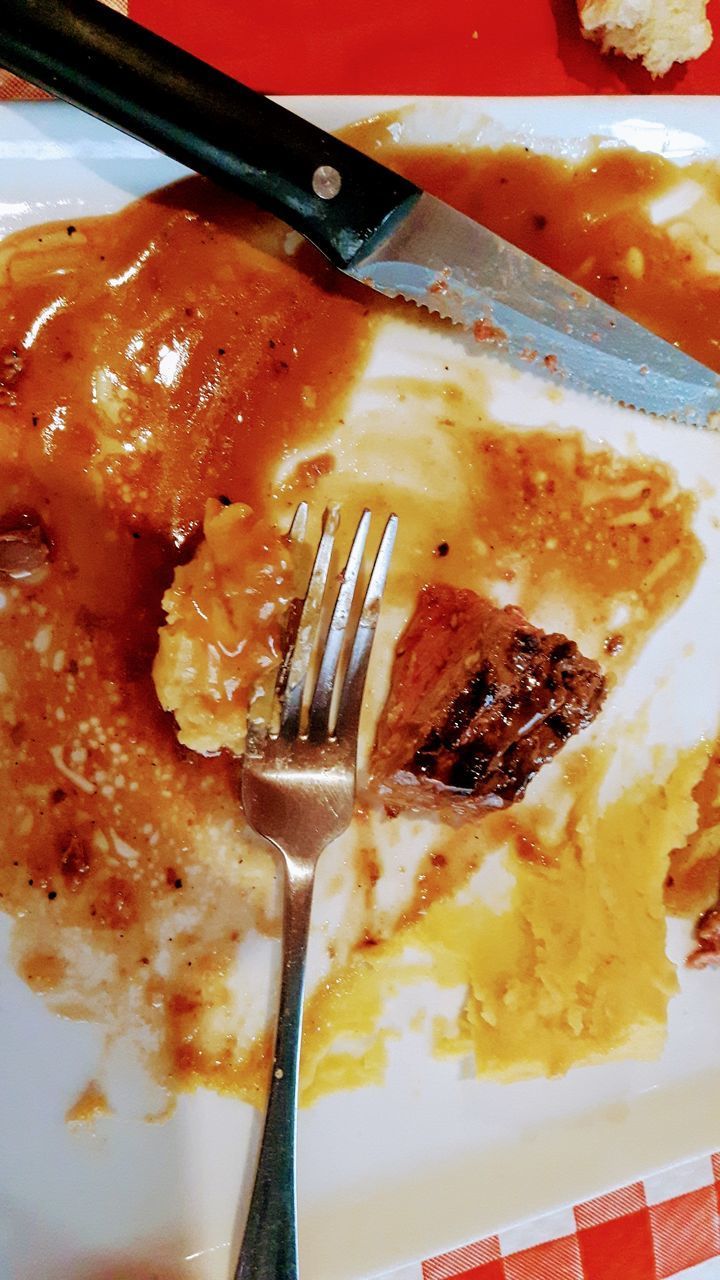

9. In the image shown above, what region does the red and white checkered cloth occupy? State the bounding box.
[379,1153,720,1280]
[2,11,720,1280]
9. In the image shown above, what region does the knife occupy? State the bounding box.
[2,0,719,427]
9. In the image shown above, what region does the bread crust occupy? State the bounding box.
[577,0,712,76]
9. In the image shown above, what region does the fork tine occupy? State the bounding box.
[287,500,308,544]
[335,513,398,742]
[307,508,371,738]
[272,502,310,707]
[279,504,340,738]
[244,712,266,759]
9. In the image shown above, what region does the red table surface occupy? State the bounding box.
[131,0,720,94]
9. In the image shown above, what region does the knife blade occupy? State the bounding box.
[348,191,720,426]
[2,0,719,427]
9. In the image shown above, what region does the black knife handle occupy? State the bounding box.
[0,0,421,268]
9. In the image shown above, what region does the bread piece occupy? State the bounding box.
[577,0,712,76]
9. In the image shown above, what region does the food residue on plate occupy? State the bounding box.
[65,1079,112,1126]
[0,124,719,1114]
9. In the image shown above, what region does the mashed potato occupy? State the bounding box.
[153,500,294,755]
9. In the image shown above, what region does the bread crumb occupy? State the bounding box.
[577,0,712,76]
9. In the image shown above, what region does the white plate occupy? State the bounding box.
[2,98,720,1280]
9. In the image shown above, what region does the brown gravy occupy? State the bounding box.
[0,131,716,1105]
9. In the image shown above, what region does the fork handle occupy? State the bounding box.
[235,854,316,1280]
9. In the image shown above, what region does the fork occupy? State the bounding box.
[235,503,398,1280]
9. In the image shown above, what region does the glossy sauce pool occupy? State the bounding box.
[0,132,718,1109]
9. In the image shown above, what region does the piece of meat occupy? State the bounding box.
[687,902,720,969]
[0,345,23,407]
[0,511,50,581]
[372,583,606,817]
